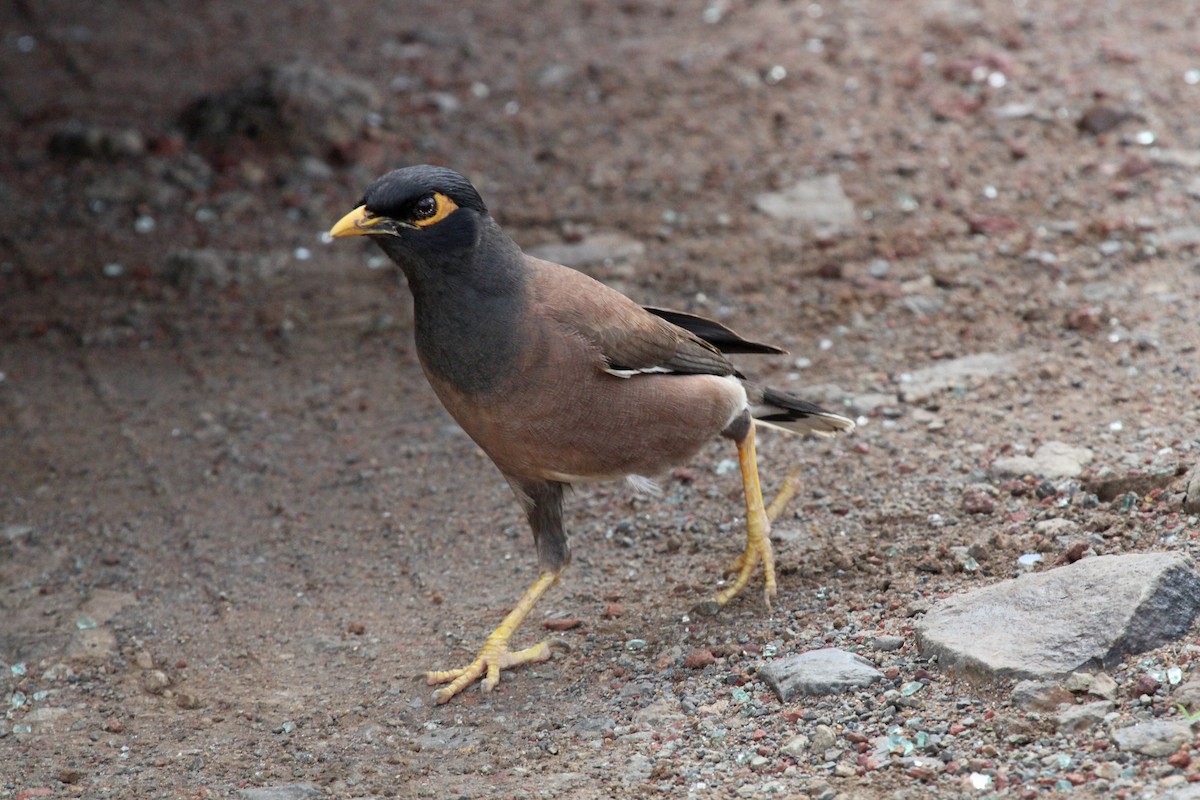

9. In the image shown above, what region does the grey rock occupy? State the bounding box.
[870,635,906,652]
[239,785,323,800]
[1063,672,1094,693]
[847,392,899,417]
[916,552,1200,680]
[898,352,1016,403]
[1011,680,1074,711]
[1160,783,1200,800]
[1184,462,1200,514]
[181,61,381,157]
[412,725,482,751]
[166,249,232,293]
[1112,720,1194,756]
[759,647,885,701]
[1163,227,1200,248]
[810,724,836,754]
[1055,700,1114,733]
[2,525,34,542]
[623,753,653,784]
[1175,675,1200,708]
[754,174,857,233]
[781,733,810,757]
[48,121,146,160]
[992,441,1095,480]
[1089,672,1119,700]
[526,233,645,270]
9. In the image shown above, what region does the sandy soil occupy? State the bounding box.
[2,2,1200,798]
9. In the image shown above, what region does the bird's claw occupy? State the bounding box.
[426,638,555,704]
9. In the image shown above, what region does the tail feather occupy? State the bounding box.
[749,386,855,437]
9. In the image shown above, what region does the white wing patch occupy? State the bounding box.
[604,365,675,379]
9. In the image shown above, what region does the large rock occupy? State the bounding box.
[180,61,381,157]
[754,174,857,233]
[898,353,1016,404]
[991,441,1095,481]
[1184,462,1200,513]
[915,552,1200,680]
[759,647,885,701]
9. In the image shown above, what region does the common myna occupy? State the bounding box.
[329,165,853,704]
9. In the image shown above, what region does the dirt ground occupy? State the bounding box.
[3,1,1200,798]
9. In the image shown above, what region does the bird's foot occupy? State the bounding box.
[710,425,779,610]
[423,570,560,704]
[426,637,555,704]
[715,519,776,609]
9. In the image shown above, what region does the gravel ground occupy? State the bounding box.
[2,1,1200,798]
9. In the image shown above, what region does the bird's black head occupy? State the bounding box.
[329,165,491,270]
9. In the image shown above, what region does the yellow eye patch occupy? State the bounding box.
[414,193,460,228]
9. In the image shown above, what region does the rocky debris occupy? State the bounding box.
[1055,700,1114,733]
[991,441,1095,480]
[526,233,646,271]
[1184,462,1200,513]
[754,175,857,234]
[180,61,381,158]
[897,353,1016,404]
[1112,720,1195,757]
[48,121,147,160]
[1011,680,1074,712]
[166,249,232,293]
[916,552,1200,679]
[238,785,323,800]
[759,647,885,701]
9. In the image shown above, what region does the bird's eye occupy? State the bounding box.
[414,195,438,219]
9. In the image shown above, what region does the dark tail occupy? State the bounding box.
[749,386,855,437]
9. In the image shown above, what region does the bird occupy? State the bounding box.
[328,165,854,704]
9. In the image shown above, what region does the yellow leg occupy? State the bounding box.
[426,571,559,704]
[724,464,802,578]
[765,465,803,523]
[714,423,777,609]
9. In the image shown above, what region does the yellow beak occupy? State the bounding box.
[328,205,387,238]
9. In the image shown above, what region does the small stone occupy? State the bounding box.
[58,768,83,785]
[237,785,323,800]
[175,691,202,710]
[991,441,1094,480]
[1184,463,1200,514]
[754,174,857,234]
[542,617,583,631]
[759,647,885,701]
[899,353,1016,404]
[1064,672,1094,693]
[142,670,171,695]
[1089,672,1119,700]
[683,648,716,669]
[811,724,836,753]
[1168,751,1192,769]
[526,233,647,271]
[102,719,124,733]
[133,650,154,670]
[870,635,905,652]
[1056,700,1114,733]
[961,490,996,515]
[782,734,810,758]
